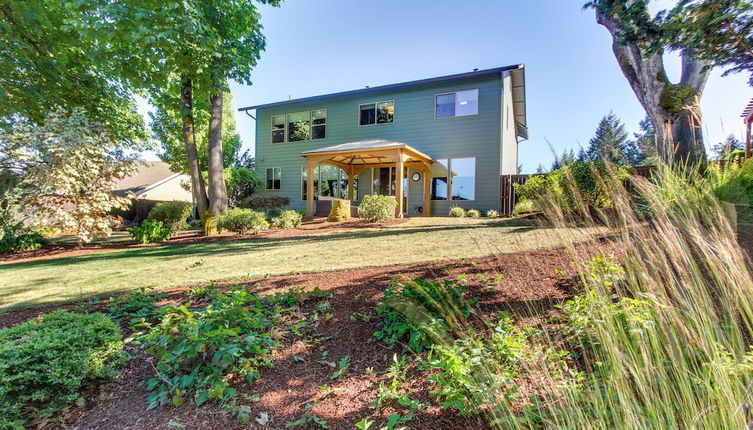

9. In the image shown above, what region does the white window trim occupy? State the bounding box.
[357,100,395,127]
[286,111,311,143]
[266,167,282,190]
[311,109,327,141]
[271,114,286,144]
[430,157,477,202]
[434,88,479,119]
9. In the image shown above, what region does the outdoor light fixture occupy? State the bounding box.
[411,172,421,182]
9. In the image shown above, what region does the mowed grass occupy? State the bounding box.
[0,217,602,312]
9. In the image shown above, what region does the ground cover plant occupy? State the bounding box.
[448,207,466,217]
[0,311,126,428]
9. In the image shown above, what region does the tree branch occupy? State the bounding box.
[680,50,711,97]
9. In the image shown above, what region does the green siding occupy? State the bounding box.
[253,74,506,215]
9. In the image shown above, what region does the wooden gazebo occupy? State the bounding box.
[742,98,753,160]
[299,139,434,217]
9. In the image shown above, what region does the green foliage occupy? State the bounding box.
[140,289,295,408]
[0,224,45,253]
[466,209,481,218]
[127,219,173,244]
[148,201,193,231]
[219,208,269,234]
[225,167,261,207]
[511,199,538,215]
[659,84,696,115]
[0,311,125,427]
[374,279,474,352]
[421,315,528,415]
[448,206,466,218]
[104,287,167,327]
[486,209,500,218]
[272,209,303,229]
[358,195,397,223]
[586,112,645,165]
[513,175,550,202]
[240,194,291,211]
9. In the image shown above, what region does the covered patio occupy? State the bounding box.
[299,139,434,217]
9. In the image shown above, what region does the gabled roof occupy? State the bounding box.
[742,97,753,122]
[113,161,181,197]
[299,139,433,167]
[238,65,524,112]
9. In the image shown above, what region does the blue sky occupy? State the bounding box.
[146,0,750,173]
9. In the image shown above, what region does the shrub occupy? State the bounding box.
[225,167,261,207]
[240,194,291,211]
[512,199,538,215]
[127,219,172,244]
[374,279,474,352]
[104,287,167,327]
[0,224,45,252]
[359,195,397,223]
[272,209,303,229]
[448,206,466,217]
[513,175,551,202]
[0,311,125,427]
[264,207,282,221]
[486,209,499,218]
[147,201,193,231]
[140,290,294,408]
[219,208,269,234]
[466,209,481,218]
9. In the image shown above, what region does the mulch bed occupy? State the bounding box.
[0,217,409,265]
[0,244,602,430]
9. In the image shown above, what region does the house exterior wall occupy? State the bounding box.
[138,174,193,202]
[500,72,519,175]
[253,73,513,215]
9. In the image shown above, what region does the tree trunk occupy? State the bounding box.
[207,79,228,218]
[179,78,209,219]
[595,7,710,166]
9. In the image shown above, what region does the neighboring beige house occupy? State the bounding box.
[113,161,193,220]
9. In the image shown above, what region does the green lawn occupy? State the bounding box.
[0,217,601,312]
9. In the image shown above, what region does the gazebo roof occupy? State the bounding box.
[298,139,433,167]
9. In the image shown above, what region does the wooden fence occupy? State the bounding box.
[499,165,659,216]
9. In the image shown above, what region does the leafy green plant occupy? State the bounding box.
[139,290,294,408]
[272,209,303,229]
[104,287,166,326]
[448,206,466,217]
[0,224,45,252]
[127,219,172,244]
[421,315,528,416]
[240,194,291,210]
[147,201,193,231]
[358,195,397,223]
[218,208,269,234]
[466,209,481,218]
[0,311,126,427]
[330,356,350,380]
[511,199,538,215]
[374,279,474,352]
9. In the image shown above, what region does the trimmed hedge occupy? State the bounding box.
[0,311,125,427]
[219,208,269,234]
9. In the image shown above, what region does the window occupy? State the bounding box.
[450,157,475,200]
[266,167,281,190]
[301,165,355,200]
[359,100,394,126]
[431,158,475,200]
[311,109,326,140]
[435,89,479,118]
[287,112,310,142]
[271,115,285,143]
[431,159,449,200]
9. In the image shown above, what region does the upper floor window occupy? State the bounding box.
[435,89,479,118]
[359,100,394,126]
[271,110,326,143]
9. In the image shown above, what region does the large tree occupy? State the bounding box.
[586,0,711,165]
[0,0,147,146]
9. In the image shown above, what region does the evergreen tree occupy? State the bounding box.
[633,115,657,165]
[586,113,632,164]
[711,135,744,160]
[551,148,578,171]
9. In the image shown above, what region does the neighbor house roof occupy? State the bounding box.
[113,161,181,197]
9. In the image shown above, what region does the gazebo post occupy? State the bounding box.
[423,163,431,217]
[347,167,355,203]
[306,158,315,216]
[395,151,404,218]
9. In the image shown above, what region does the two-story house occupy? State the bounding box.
[238,65,528,217]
